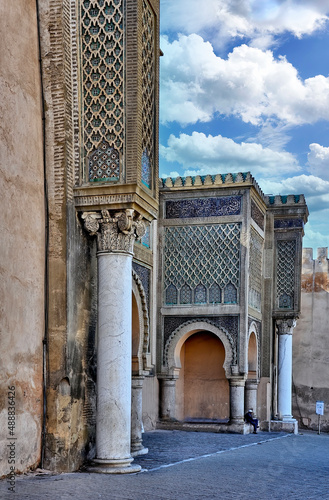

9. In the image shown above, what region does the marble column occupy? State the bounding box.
[245,379,259,415]
[83,209,145,474]
[160,378,177,421]
[131,376,148,456]
[276,319,296,421]
[229,378,245,423]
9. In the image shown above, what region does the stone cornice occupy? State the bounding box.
[82,209,146,255]
[74,184,158,221]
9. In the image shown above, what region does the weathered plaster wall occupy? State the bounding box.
[0,1,44,476]
[37,0,98,472]
[293,248,329,431]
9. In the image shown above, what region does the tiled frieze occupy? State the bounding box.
[165,196,242,219]
[274,219,304,229]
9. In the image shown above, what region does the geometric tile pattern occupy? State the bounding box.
[276,239,296,309]
[249,228,263,311]
[88,140,120,181]
[163,315,240,364]
[80,0,124,170]
[164,224,240,305]
[132,261,150,312]
[141,149,151,189]
[141,0,155,189]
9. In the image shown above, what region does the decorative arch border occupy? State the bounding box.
[164,320,237,378]
[248,320,260,378]
[132,270,150,373]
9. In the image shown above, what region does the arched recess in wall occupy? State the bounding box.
[165,321,235,421]
[247,322,259,379]
[165,321,235,377]
[132,271,150,375]
[179,331,230,421]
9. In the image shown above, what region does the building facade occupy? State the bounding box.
[1,0,326,479]
[156,174,308,435]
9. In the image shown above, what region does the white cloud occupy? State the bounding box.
[160,131,300,177]
[303,221,329,251]
[161,0,329,49]
[258,174,329,214]
[160,35,329,127]
[308,143,329,180]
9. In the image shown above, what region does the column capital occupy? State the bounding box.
[82,209,146,254]
[276,318,297,335]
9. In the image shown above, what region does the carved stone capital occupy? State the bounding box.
[276,318,297,335]
[82,209,146,255]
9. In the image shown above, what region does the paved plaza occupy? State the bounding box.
[1,430,328,499]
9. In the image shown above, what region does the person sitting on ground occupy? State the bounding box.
[245,409,259,434]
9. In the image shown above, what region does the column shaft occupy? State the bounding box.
[245,380,259,415]
[96,252,133,459]
[160,378,177,421]
[277,333,293,420]
[131,376,148,456]
[82,209,146,473]
[229,379,245,423]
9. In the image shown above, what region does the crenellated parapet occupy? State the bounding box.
[159,171,265,199]
[265,194,307,206]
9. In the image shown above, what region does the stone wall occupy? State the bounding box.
[0,1,45,476]
[293,248,329,431]
[36,0,98,472]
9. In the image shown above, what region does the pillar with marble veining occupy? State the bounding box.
[83,209,145,474]
[160,378,177,421]
[245,379,259,415]
[131,376,148,456]
[276,319,296,421]
[229,378,245,423]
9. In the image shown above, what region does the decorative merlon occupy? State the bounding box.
[159,172,307,209]
[82,209,146,254]
[276,319,297,335]
[159,172,264,197]
[265,194,307,206]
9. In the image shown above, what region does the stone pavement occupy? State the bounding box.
[1,430,328,499]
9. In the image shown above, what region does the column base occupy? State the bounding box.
[87,458,141,474]
[270,419,298,434]
[131,446,149,457]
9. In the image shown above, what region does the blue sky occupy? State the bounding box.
[159,0,329,252]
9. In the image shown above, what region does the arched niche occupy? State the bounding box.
[247,322,259,379]
[166,321,235,379]
[178,331,230,421]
